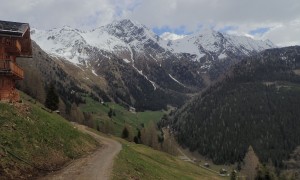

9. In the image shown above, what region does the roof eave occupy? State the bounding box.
[0,30,24,37]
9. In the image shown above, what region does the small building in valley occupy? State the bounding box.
[129,106,136,113]
[0,20,32,102]
[204,163,210,168]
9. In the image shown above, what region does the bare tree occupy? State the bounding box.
[242,146,260,180]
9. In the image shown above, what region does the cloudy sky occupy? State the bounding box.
[0,0,299,46]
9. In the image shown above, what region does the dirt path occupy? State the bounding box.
[40,124,122,180]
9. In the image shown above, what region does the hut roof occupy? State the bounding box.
[0,20,30,37]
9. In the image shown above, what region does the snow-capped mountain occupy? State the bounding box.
[30,19,276,110]
[31,19,275,66]
[31,26,90,64]
[31,19,166,65]
[165,29,275,62]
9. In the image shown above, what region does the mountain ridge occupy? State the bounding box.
[31,19,275,66]
[26,19,276,111]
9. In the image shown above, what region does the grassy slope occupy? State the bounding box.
[112,138,227,180]
[81,97,226,179]
[80,97,230,179]
[0,95,98,179]
[80,96,164,136]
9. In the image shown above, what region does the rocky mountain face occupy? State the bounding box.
[161,46,300,170]
[29,19,275,110]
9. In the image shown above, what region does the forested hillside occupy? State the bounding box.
[167,46,300,169]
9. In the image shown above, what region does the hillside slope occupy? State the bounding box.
[112,138,225,180]
[0,95,98,179]
[165,46,300,170]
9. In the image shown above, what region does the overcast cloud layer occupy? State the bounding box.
[0,0,299,46]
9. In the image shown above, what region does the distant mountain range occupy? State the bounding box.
[27,19,275,110]
[31,19,274,66]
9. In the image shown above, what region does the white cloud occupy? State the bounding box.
[160,32,186,41]
[1,0,300,46]
[126,0,300,46]
[262,20,300,47]
[0,0,139,29]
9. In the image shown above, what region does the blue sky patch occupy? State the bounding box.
[152,25,191,35]
[249,27,270,35]
[219,26,238,33]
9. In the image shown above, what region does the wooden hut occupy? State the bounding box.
[0,20,32,102]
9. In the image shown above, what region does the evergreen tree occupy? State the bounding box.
[133,136,139,144]
[122,127,129,139]
[108,108,113,118]
[137,129,141,139]
[45,83,59,111]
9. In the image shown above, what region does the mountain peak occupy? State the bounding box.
[103,19,158,45]
[61,25,73,29]
[110,19,145,29]
[184,28,219,39]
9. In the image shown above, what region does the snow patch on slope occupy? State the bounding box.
[218,53,227,59]
[224,34,275,55]
[31,27,88,65]
[167,29,222,58]
[133,65,157,90]
[169,74,185,87]
[123,58,130,63]
[92,69,98,76]
[81,28,128,52]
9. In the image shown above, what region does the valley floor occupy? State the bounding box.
[40,123,122,180]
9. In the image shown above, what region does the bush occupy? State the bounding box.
[45,83,59,111]
[122,127,129,139]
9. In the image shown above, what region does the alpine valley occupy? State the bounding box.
[8,18,300,179]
